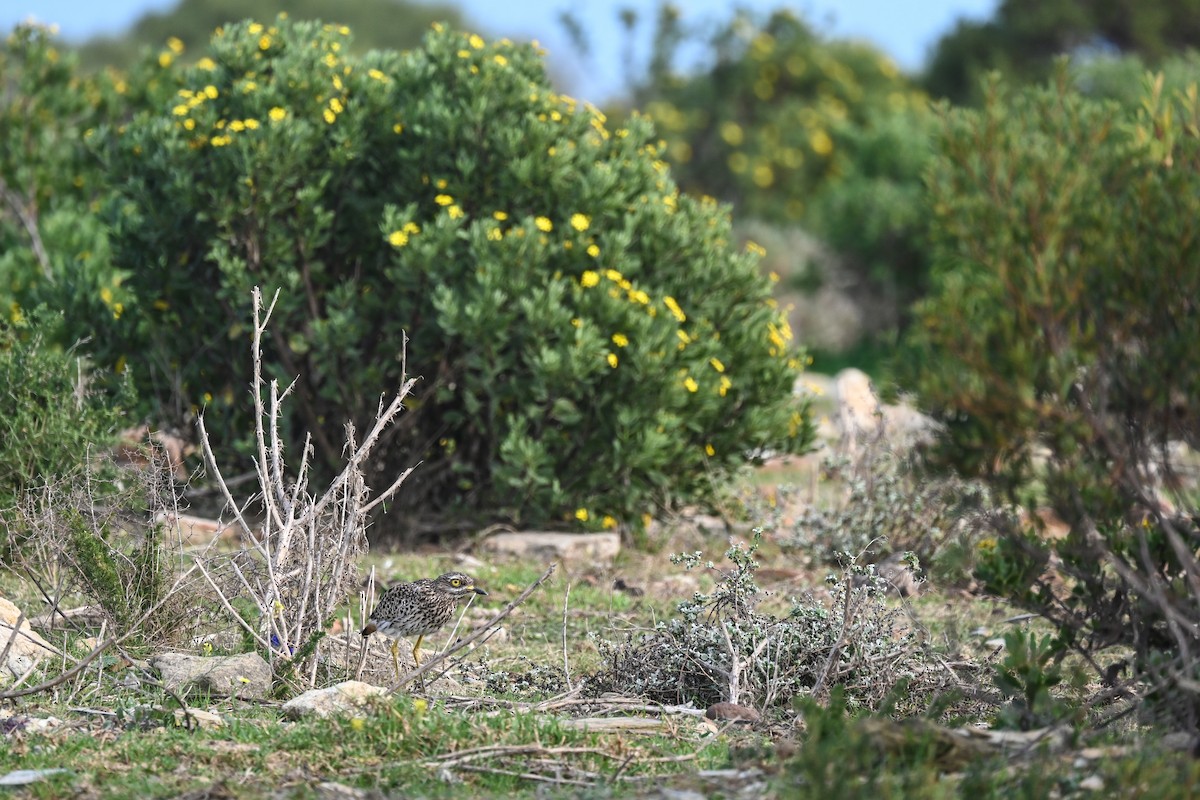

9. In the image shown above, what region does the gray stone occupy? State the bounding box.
[281,680,388,720]
[150,652,272,700]
[480,531,620,564]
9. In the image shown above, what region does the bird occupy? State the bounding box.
[361,571,487,680]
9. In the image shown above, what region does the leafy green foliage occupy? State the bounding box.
[101,17,812,533]
[923,0,1200,105]
[0,314,130,532]
[0,25,136,358]
[628,8,936,328]
[903,68,1200,726]
[991,630,1083,731]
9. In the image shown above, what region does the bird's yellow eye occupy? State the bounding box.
[450,578,461,586]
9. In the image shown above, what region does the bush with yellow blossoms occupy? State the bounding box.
[102,17,814,535]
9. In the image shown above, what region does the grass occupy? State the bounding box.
[1,460,1196,799]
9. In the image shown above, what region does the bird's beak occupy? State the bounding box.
[473,587,488,596]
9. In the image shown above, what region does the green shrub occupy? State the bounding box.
[0,313,130,530]
[902,68,1200,728]
[0,24,145,363]
[102,17,813,533]
[629,9,936,323]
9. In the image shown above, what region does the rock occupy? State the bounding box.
[155,511,244,548]
[705,702,761,724]
[150,652,272,700]
[113,425,194,481]
[480,531,620,564]
[174,708,225,729]
[834,368,939,456]
[0,769,70,787]
[0,596,59,683]
[281,680,388,720]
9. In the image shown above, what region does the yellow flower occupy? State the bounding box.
[259,35,272,50]
[183,119,196,130]
[388,231,409,247]
[323,108,336,124]
[607,353,618,368]
[393,123,404,134]
[204,84,219,99]
[197,57,216,71]
[587,244,600,258]
[243,118,260,129]
[435,194,454,206]
[602,515,617,530]
[368,68,386,81]
[172,104,189,116]
[448,204,464,219]
[487,227,503,241]
[269,106,287,121]
[719,376,732,397]
[746,240,767,257]
[684,377,699,393]
[248,22,263,35]
[338,25,350,35]
[575,508,589,522]
[166,36,184,54]
[810,129,834,156]
[350,717,365,732]
[457,49,471,59]
[535,216,553,232]
[229,120,245,132]
[469,33,485,49]
[158,52,173,68]
[709,358,725,373]
[571,318,581,328]
[493,54,508,66]
[705,443,715,457]
[323,52,337,68]
[403,222,420,234]
[493,210,508,221]
[210,135,231,147]
[629,289,650,305]
[580,271,600,288]
[663,296,686,322]
[611,333,628,347]
[329,97,344,114]
[570,213,590,231]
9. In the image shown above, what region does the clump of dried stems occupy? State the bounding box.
[193,287,417,687]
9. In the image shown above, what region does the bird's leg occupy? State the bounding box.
[390,639,400,681]
[412,635,425,691]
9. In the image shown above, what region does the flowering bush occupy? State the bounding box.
[102,17,813,532]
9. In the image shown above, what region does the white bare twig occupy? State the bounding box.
[192,286,418,687]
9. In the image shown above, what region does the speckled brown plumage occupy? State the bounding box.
[361,571,486,679]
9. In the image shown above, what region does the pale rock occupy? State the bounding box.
[480,531,620,564]
[150,652,272,700]
[0,596,58,682]
[281,680,388,720]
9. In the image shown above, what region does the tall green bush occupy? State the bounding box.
[0,25,126,354]
[102,17,813,532]
[629,8,935,316]
[904,69,1200,726]
[0,314,130,527]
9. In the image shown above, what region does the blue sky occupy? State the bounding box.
[2,0,998,102]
